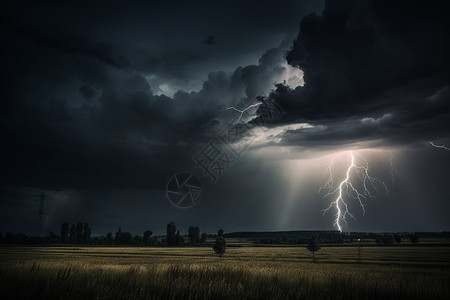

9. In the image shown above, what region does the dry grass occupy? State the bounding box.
[0,246,449,299]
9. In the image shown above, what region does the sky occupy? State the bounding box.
[1,0,450,236]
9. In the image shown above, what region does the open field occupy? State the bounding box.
[1,245,449,299]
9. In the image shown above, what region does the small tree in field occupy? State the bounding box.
[410,234,419,244]
[382,235,394,245]
[143,230,153,246]
[213,237,226,257]
[356,238,363,263]
[307,234,321,263]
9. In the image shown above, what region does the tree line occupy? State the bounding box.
[60,222,91,244]
[0,221,225,246]
[0,220,423,246]
[258,233,420,245]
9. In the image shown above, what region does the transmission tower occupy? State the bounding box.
[37,192,47,237]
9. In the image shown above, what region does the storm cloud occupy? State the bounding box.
[1,0,449,235]
[256,0,450,149]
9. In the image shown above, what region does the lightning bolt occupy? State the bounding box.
[224,103,262,124]
[429,141,450,151]
[320,151,388,232]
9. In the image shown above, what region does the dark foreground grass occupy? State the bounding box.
[1,246,449,299]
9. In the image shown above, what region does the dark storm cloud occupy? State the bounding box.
[11,0,450,235]
[202,36,217,46]
[257,0,450,147]
[1,13,129,69]
[140,50,210,81]
[1,30,298,193]
[79,86,99,99]
[1,71,220,190]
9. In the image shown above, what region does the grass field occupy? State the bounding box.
[1,245,449,299]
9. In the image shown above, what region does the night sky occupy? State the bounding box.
[1,0,450,236]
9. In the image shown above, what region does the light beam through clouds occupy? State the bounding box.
[389,152,397,184]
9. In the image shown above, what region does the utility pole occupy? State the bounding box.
[37,192,47,237]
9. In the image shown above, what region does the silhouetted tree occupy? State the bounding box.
[133,235,143,245]
[175,230,183,245]
[195,227,200,241]
[83,223,91,244]
[76,223,83,244]
[394,234,401,244]
[410,234,419,244]
[5,232,14,243]
[121,232,133,244]
[218,229,224,237]
[106,232,114,244]
[213,237,226,257]
[47,231,58,243]
[188,227,194,243]
[143,230,153,246]
[15,233,29,244]
[382,235,394,245]
[307,234,321,263]
[69,224,77,243]
[60,222,69,243]
[166,222,177,245]
[200,233,207,243]
[115,227,123,244]
[188,226,200,244]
